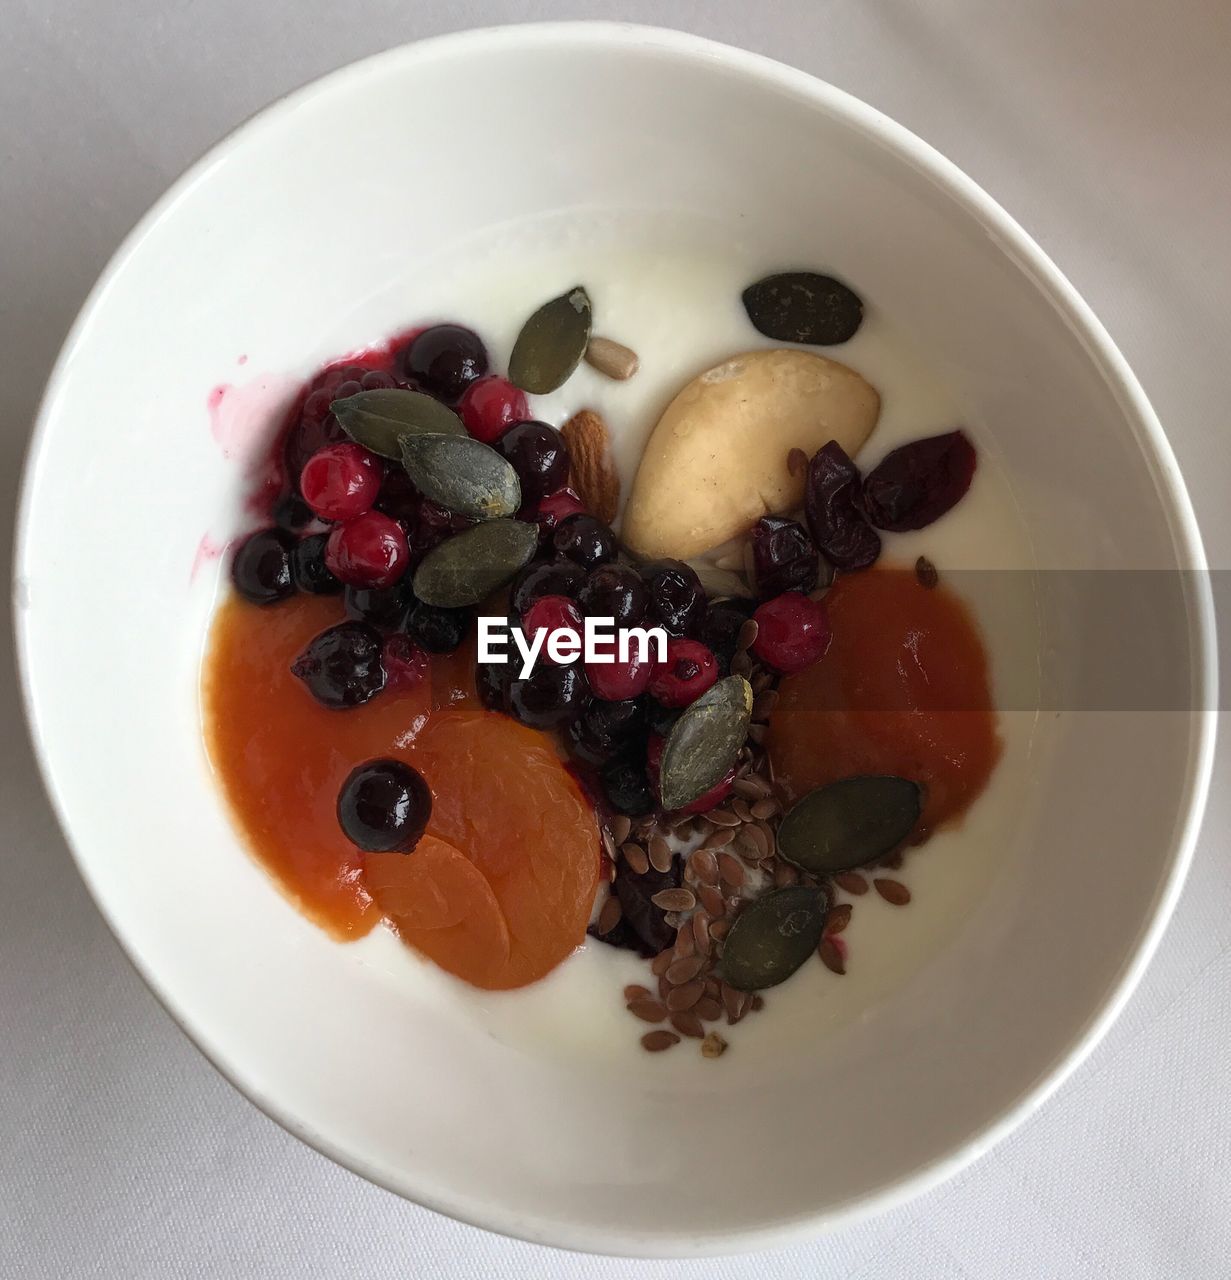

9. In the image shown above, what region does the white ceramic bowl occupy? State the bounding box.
[14,23,1216,1256]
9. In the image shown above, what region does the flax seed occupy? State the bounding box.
[666,955,706,985]
[705,808,741,828]
[623,984,651,1003]
[670,1010,705,1038]
[629,998,669,1022]
[751,690,778,721]
[620,842,650,875]
[702,828,737,851]
[648,834,673,874]
[718,852,746,889]
[737,617,759,653]
[835,871,869,895]
[695,996,723,1022]
[697,884,725,917]
[641,1030,679,1052]
[666,980,704,1012]
[688,848,719,883]
[818,939,846,975]
[750,797,779,821]
[874,878,911,905]
[650,949,673,976]
[651,887,696,912]
[673,925,696,961]
[824,903,853,936]
[596,895,622,935]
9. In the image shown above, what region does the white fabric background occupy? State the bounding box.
[2,2,1228,1275]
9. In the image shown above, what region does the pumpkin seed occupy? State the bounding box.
[331,388,464,458]
[509,286,592,393]
[412,518,537,608]
[719,887,828,991]
[399,432,520,520]
[777,775,921,874]
[658,676,753,812]
[741,271,864,345]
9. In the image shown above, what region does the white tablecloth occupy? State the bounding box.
[3,2,1228,1275]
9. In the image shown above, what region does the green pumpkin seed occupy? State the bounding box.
[509,286,592,394]
[412,518,537,608]
[777,776,922,874]
[658,676,753,812]
[719,887,828,991]
[399,432,521,520]
[331,389,465,458]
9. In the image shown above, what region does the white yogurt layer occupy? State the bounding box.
[344,213,1041,1066]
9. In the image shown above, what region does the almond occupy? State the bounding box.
[561,408,620,524]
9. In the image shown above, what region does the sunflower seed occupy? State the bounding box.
[641,1030,680,1052]
[620,842,650,875]
[874,877,912,905]
[701,1032,729,1059]
[666,980,704,1011]
[666,955,706,985]
[651,888,696,912]
[629,998,669,1023]
[584,334,639,381]
[648,834,674,874]
[596,895,622,935]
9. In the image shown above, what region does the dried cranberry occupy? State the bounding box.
[381,633,429,690]
[510,558,586,616]
[751,516,819,597]
[649,638,718,707]
[639,559,706,636]
[399,324,488,402]
[804,441,881,571]
[496,421,571,506]
[522,594,583,663]
[325,511,409,589]
[552,514,616,570]
[457,375,528,443]
[752,592,831,674]
[861,430,977,531]
[578,564,648,627]
[299,442,382,522]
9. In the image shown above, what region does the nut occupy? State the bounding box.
[560,408,620,525]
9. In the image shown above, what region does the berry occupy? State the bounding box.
[751,515,819,598]
[373,468,420,526]
[325,511,409,589]
[231,528,295,605]
[585,651,654,701]
[381,634,430,691]
[272,491,314,532]
[300,442,382,522]
[577,564,648,626]
[510,558,586,616]
[495,421,570,506]
[292,533,343,596]
[639,559,706,636]
[646,700,681,737]
[700,598,756,674]
[752,592,831,674]
[532,488,586,540]
[344,580,415,630]
[506,663,586,729]
[567,697,647,766]
[406,600,470,653]
[804,441,880,571]
[601,753,655,816]
[649,637,718,707]
[457,375,528,443]
[337,758,432,853]
[552,514,616,569]
[522,594,583,664]
[283,364,365,479]
[290,621,386,708]
[399,324,488,402]
[861,430,977,532]
[359,368,401,391]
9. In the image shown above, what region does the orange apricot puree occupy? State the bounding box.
[203,594,600,989]
[766,567,1001,837]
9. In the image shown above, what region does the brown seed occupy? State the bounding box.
[609,814,631,845]
[730,651,753,678]
[702,827,737,851]
[596,894,622,935]
[690,909,712,952]
[623,983,651,1003]
[600,826,616,859]
[818,938,846,975]
[824,903,853,936]
[874,878,912,905]
[751,690,778,721]
[651,887,696,912]
[648,834,674,874]
[733,774,772,800]
[753,822,776,856]
[750,797,779,821]
[673,924,697,961]
[695,996,723,1022]
[658,974,671,1000]
[670,1010,705,1038]
[650,949,673,976]
[703,976,722,997]
[737,823,769,859]
[881,849,905,870]
[708,918,731,942]
[663,911,682,930]
[772,861,799,888]
[701,1031,729,1059]
[670,816,698,840]
[666,955,706,985]
[750,995,765,1011]
[621,842,650,875]
[641,1030,680,1053]
[705,808,742,828]
[787,446,809,477]
[751,671,774,696]
[730,798,753,823]
[737,617,759,653]
[584,334,640,380]
[698,884,726,917]
[835,871,869,896]
[718,852,746,889]
[689,848,719,884]
[747,722,767,744]
[666,980,704,1011]
[721,983,749,1023]
[629,998,669,1022]
[915,555,939,589]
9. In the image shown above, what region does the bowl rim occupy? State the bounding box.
[11,20,1218,1258]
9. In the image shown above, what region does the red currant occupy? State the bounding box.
[752,592,831,674]
[300,442,381,522]
[649,637,718,708]
[522,594,583,664]
[325,511,409,589]
[457,375,529,444]
[585,651,654,701]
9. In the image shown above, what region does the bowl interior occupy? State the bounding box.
[16,26,1211,1255]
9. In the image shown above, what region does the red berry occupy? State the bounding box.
[300,442,381,521]
[381,633,429,690]
[649,637,718,708]
[645,735,735,814]
[752,592,830,674]
[532,488,586,539]
[457,375,529,444]
[586,651,654,701]
[522,594,583,664]
[325,511,409,589]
